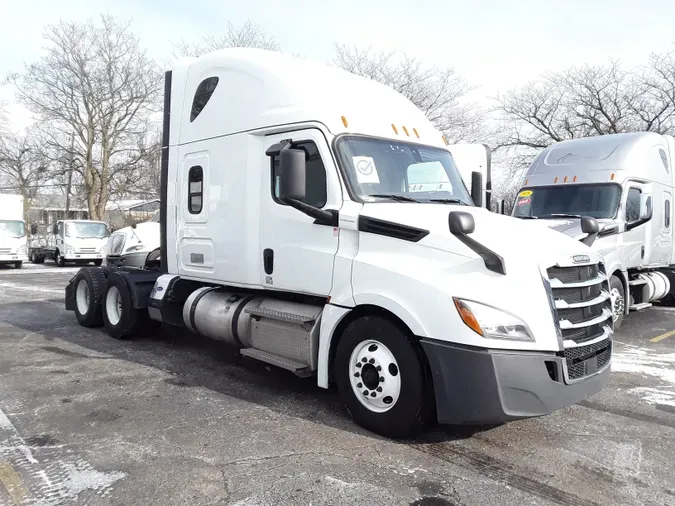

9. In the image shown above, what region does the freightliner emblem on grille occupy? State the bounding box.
[572,254,591,264]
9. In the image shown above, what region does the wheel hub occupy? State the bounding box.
[610,287,624,322]
[349,339,401,413]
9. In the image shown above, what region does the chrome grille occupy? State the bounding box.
[78,248,96,253]
[0,248,11,254]
[546,259,612,381]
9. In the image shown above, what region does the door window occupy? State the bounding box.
[271,141,327,208]
[625,187,641,222]
[57,222,63,236]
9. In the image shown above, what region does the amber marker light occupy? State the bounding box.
[341,116,348,127]
[453,298,483,336]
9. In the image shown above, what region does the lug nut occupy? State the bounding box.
[370,392,376,397]
[376,387,382,392]
[363,390,369,396]
[379,376,384,382]
[361,358,367,363]
[369,358,375,364]
[377,365,382,371]
[356,363,362,368]
[357,382,362,388]
[354,372,360,377]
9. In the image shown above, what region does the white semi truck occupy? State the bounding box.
[106,211,160,267]
[512,131,675,328]
[64,48,613,438]
[30,219,109,267]
[0,194,28,268]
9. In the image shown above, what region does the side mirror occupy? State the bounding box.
[52,224,58,235]
[580,216,599,246]
[499,199,506,215]
[30,224,37,235]
[448,211,505,275]
[448,211,475,235]
[278,148,306,202]
[470,171,483,208]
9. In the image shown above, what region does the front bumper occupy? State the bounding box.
[0,254,28,263]
[106,251,148,267]
[65,253,104,261]
[421,338,610,425]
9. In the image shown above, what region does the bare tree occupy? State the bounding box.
[172,20,279,58]
[6,14,162,220]
[493,57,675,177]
[332,44,485,143]
[0,131,51,225]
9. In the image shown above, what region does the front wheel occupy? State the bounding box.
[93,259,103,266]
[610,275,625,329]
[334,316,431,438]
[55,251,65,267]
[14,262,22,269]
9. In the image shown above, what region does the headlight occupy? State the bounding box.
[126,244,145,253]
[453,298,534,342]
[65,244,73,253]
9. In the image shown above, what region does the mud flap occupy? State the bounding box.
[65,274,77,311]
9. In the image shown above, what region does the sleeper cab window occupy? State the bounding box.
[190,77,219,122]
[666,200,671,228]
[188,166,203,214]
[271,141,327,208]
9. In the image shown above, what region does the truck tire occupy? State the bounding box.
[55,251,65,267]
[73,267,106,327]
[14,262,22,269]
[610,275,625,329]
[93,259,103,266]
[334,316,431,438]
[102,272,151,340]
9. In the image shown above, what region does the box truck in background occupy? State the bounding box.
[30,219,109,267]
[65,48,612,438]
[0,194,28,268]
[512,131,675,328]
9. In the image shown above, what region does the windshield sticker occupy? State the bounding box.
[517,197,531,206]
[353,156,380,184]
[518,190,533,197]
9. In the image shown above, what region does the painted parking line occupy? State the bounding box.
[650,329,675,343]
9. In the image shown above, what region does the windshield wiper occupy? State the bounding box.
[548,213,582,219]
[369,194,420,203]
[428,198,467,205]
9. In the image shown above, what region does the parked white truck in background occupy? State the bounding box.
[30,219,109,267]
[106,211,160,267]
[447,142,492,210]
[512,131,675,328]
[0,194,28,268]
[65,48,612,438]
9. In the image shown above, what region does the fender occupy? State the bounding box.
[316,293,429,389]
[113,268,163,309]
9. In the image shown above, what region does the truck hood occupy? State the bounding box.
[360,203,594,268]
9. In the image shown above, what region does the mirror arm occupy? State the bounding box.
[625,214,653,232]
[284,198,338,226]
[449,228,506,275]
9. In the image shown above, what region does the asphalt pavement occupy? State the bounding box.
[0,263,673,505]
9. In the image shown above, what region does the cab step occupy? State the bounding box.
[240,348,312,377]
[629,302,652,311]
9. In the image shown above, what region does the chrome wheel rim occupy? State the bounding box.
[75,279,90,315]
[106,286,122,325]
[610,287,624,322]
[349,339,401,413]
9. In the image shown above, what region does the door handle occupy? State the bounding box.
[263,248,274,274]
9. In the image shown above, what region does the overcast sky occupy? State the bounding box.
[2,0,675,130]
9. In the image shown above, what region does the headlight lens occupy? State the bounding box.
[453,298,534,342]
[126,244,145,252]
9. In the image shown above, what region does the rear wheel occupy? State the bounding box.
[334,316,431,438]
[102,273,152,339]
[73,267,107,327]
[610,275,625,329]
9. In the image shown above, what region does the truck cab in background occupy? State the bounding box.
[512,131,675,327]
[65,48,613,438]
[447,143,492,209]
[106,211,160,267]
[31,219,109,267]
[0,194,28,268]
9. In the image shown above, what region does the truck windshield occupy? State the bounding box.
[335,136,473,205]
[65,222,109,238]
[513,184,622,219]
[0,220,25,238]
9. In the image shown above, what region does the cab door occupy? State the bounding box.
[622,182,652,267]
[260,129,342,296]
[655,189,672,264]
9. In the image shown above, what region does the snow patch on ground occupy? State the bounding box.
[612,346,675,385]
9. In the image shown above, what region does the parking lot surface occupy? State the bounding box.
[0,263,674,505]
